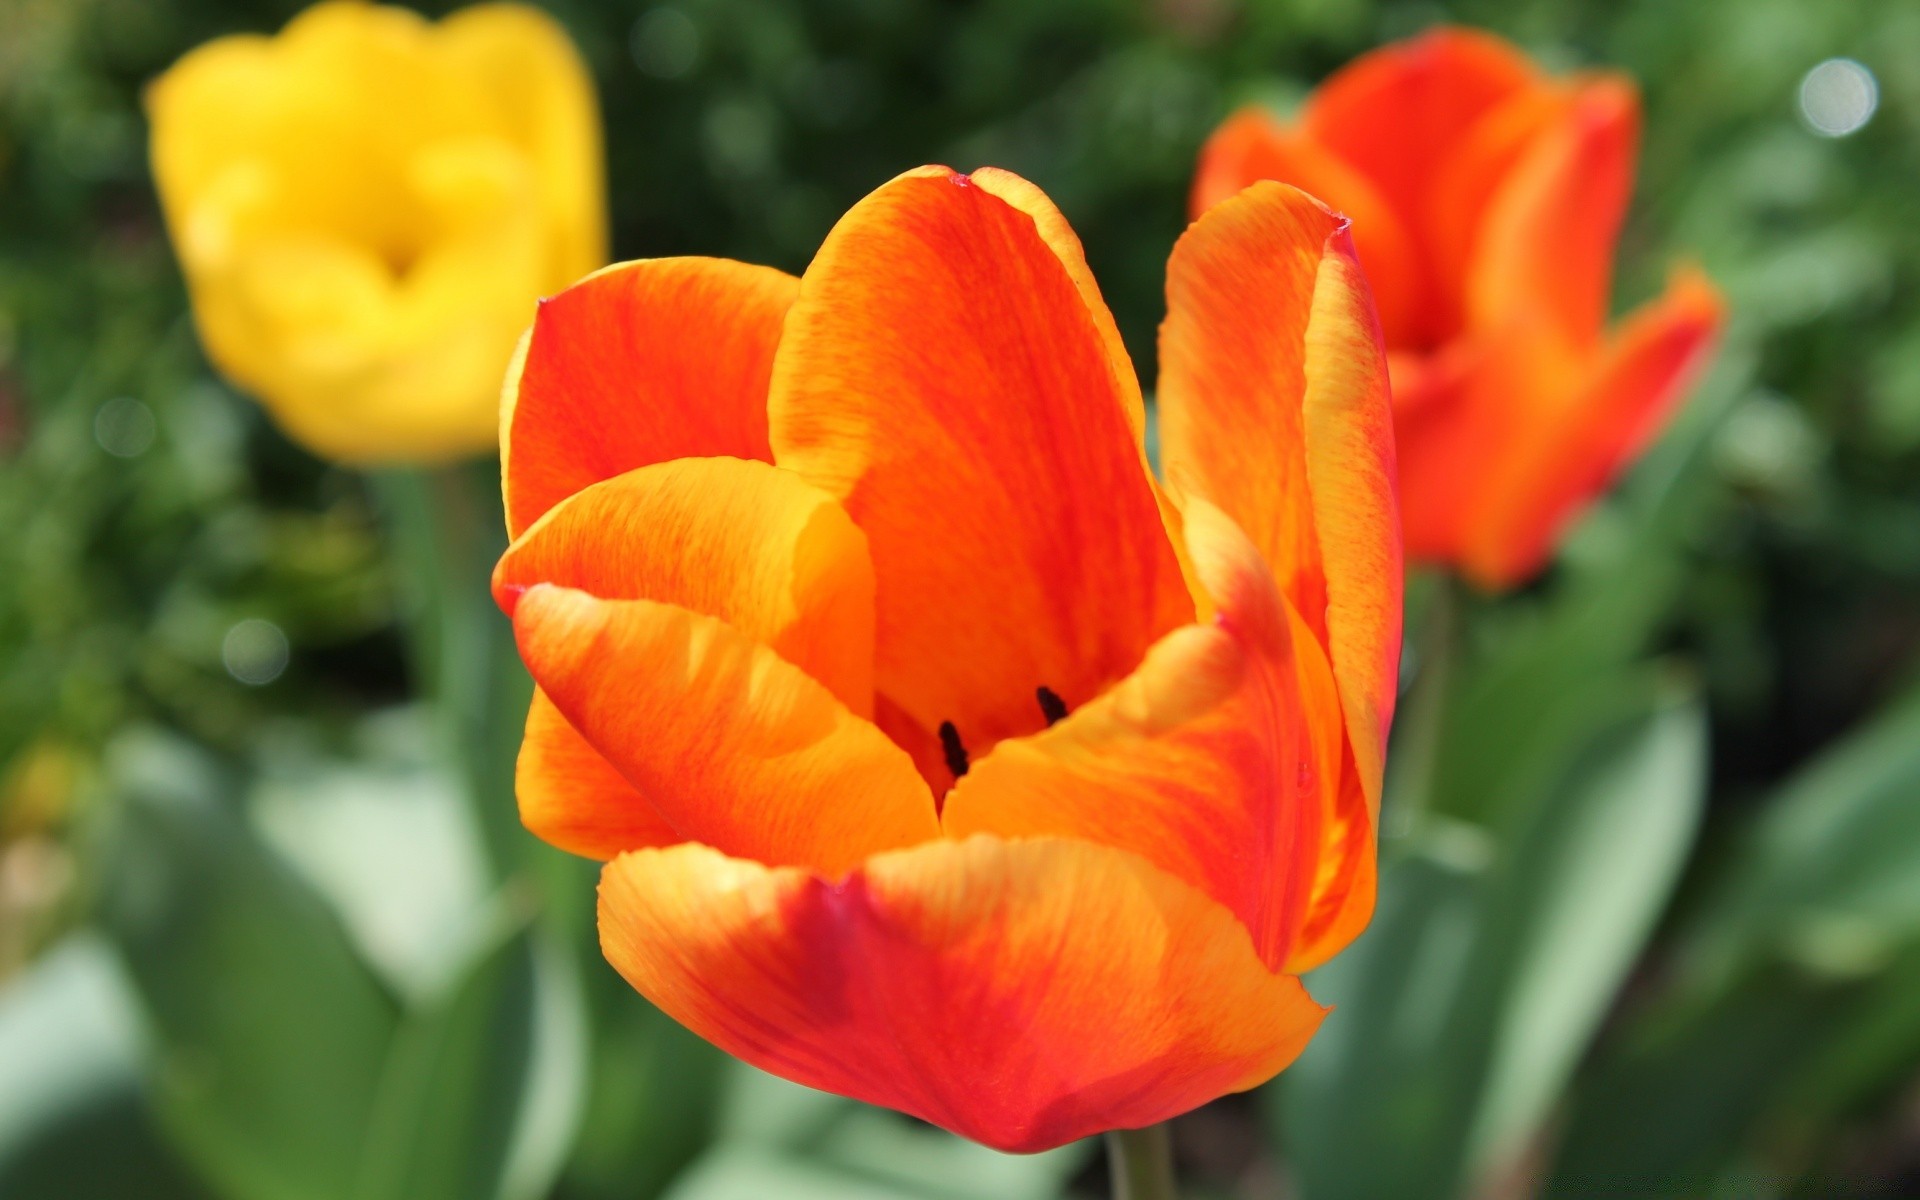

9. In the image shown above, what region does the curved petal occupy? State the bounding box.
[1300,26,1542,237]
[502,257,798,535]
[1424,82,1572,324]
[599,836,1325,1153]
[1157,181,1401,812]
[1461,267,1724,588]
[768,165,1190,764]
[494,456,875,712]
[1191,108,1427,349]
[1384,338,1519,569]
[518,689,679,858]
[1466,76,1640,347]
[435,2,606,289]
[969,167,1145,437]
[512,585,936,877]
[943,501,1353,972]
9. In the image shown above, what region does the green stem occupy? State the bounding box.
[1380,572,1462,849]
[1105,1124,1178,1200]
[371,463,530,881]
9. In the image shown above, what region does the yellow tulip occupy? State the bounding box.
[148,1,606,463]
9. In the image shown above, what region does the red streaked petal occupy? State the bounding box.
[599,836,1325,1153]
[1461,267,1724,587]
[1158,181,1402,812]
[1466,76,1641,346]
[494,456,875,713]
[502,256,796,536]
[1300,26,1542,237]
[768,165,1190,763]
[518,688,678,858]
[943,501,1348,971]
[1191,108,1429,349]
[512,585,936,877]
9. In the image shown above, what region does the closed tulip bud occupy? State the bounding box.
[148,1,606,464]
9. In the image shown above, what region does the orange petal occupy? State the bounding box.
[1460,267,1724,588]
[502,256,797,536]
[512,585,936,877]
[518,688,679,858]
[943,501,1350,972]
[1300,26,1542,239]
[494,456,875,713]
[1191,108,1429,349]
[768,165,1190,763]
[1466,76,1641,346]
[1424,82,1574,324]
[1158,181,1401,813]
[599,836,1325,1153]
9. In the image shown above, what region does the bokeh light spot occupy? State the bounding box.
[632,8,700,80]
[1798,58,1877,137]
[94,396,156,457]
[223,618,289,686]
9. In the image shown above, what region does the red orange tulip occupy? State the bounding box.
[1195,27,1724,588]
[491,166,1399,1151]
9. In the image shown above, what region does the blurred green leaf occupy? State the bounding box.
[1465,681,1707,1178]
[96,731,402,1200]
[1275,844,1488,1200]
[94,729,582,1200]
[559,981,728,1200]
[656,1064,1084,1200]
[1282,681,1706,1199]
[355,907,549,1200]
[1681,684,1920,990]
[662,1146,940,1200]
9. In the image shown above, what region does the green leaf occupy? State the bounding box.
[1274,843,1489,1200]
[1280,681,1706,1200]
[661,1146,940,1200]
[353,901,572,1200]
[1465,683,1708,1178]
[95,731,402,1200]
[1680,685,1920,990]
[561,978,729,1200]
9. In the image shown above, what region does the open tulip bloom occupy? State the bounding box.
[1195,27,1724,589]
[491,166,1401,1152]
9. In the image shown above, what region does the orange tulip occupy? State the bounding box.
[1194,27,1724,588]
[492,166,1400,1151]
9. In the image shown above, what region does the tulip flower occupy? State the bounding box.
[148,1,605,464]
[491,166,1400,1152]
[1194,27,1724,588]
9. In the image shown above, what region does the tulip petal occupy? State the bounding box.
[494,456,875,713]
[1461,268,1724,587]
[1300,27,1540,239]
[769,166,1190,764]
[599,835,1325,1153]
[1158,181,1401,804]
[943,501,1348,972]
[1467,77,1640,346]
[435,2,606,287]
[512,585,936,877]
[1191,109,1426,349]
[502,257,798,535]
[518,689,679,858]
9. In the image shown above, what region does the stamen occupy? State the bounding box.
[1036,686,1069,727]
[939,721,970,779]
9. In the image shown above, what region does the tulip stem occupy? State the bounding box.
[372,463,529,880]
[1106,1124,1178,1200]
[1380,571,1462,847]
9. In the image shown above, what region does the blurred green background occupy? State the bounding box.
[3,0,1919,1196]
